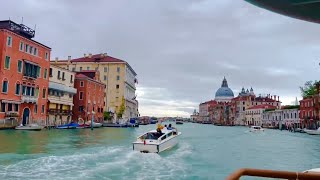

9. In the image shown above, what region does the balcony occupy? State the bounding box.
[48,109,72,115]
[5,112,19,118]
[21,95,38,103]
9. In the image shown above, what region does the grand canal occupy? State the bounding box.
[0,123,320,179]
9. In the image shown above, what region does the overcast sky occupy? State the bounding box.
[3,0,320,117]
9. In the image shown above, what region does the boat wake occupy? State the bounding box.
[0,143,192,180]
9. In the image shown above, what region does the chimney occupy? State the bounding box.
[55,57,58,63]
[278,96,279,101]
[274,95,276,101]
[68,56,71,60]
[88,53,92,58]
[84,53,87,58]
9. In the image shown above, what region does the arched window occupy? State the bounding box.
[2,78,8,93]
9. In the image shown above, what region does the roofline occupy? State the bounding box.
[126,62,137,76]
[75,76,106,87]
[0,29,51,50]
[50,64,75,74]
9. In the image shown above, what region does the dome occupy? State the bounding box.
[215,77,234,102]
[215,87,234,97]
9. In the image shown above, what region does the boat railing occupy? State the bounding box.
[226,168,320,180]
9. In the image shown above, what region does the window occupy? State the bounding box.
[33,48,38,56]
[34,105,38,114]
[242,107,245,111]
[104,75,107,81]
[72,67,75,71]
[4,56,10,69]
[7,36,12,47]
[2,80,8,93]
[62,72,65,80]
[69,94,73,98]
[49,68,53,77]
[17,60,22,73]
[19,42,24,51]
[15,83,20,95]
[8,103,12,111]
[116,84,119,89]
[80,81,84,87]
[70,75,73,83]
[79,106,84,112]
[57,71,61,79]
[23,62,40,78]
[14,104,18,112]
[79,67,82,71]
[25,44,29,53]
[295,113,297,119]
[104,67,108,72]
[37,67,41,77]
[29,46,33,54]
[45,52,49,60]
[117,76,120,80]
[0,103,5,112]
[41,105,45,113]
[87,67,90,70]
[42,88,46,98]
[44,69,48,79]
[79,92,83,100]
[117,67,120,72]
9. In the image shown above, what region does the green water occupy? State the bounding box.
[0,123,319,179]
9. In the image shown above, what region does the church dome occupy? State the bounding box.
[215,77,234,102]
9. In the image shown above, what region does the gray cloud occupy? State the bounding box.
[3,0,320,116]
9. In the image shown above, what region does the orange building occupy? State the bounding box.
[0,20,51,128]
[73,71,106,123]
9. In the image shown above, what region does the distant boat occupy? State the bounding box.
[15,124,43,131]
[250,126,264,132]
[56,122,79,129]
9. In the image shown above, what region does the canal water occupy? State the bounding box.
[0,123,320,180]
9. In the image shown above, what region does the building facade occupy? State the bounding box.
[73,71,106,123]
[262,106,300,129]
[51,54,138,120]
[245,105,276,126]
[47,65,76,126]
[0,20,51,128]
[299,97,318,129]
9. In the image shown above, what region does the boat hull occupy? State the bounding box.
[306,130,320,135]
[133,133,181,153]
[15,127,42,131]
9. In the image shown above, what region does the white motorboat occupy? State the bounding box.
[15,124,43,131]
[132,128,181,153]
[85,121,102,128]
[304,168,320,173]
[250,126,264,132]
[305,127,320,135]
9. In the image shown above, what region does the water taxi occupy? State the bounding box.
[250,126,264,132]
[132,128,181,153]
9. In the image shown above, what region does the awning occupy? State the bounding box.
[1,100,21,104]
[48,98,74,106]
[49,82,77,94]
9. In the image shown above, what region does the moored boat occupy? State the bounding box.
[305,127,320,135]
[132,128,181,153]
[15,124,43,131]
[250,126,264,132]
[176,121,183,125]
[56,122,79,129]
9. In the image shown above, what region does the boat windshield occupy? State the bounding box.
[254,127,260,129]
[141,132,164,140]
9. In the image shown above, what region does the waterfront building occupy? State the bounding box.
[299,97,318,129]
[0,20,51,128]
[209,77,234,125]
[190,109,199,122]
[47,65,76,126]
[232,87,281,126]
[73,71,106,123]
[245,105,276,126]
[199,100,216,123]
[51,54,138,120]
[262,106,300,129]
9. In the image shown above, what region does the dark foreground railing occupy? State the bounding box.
[226,168,320,180]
